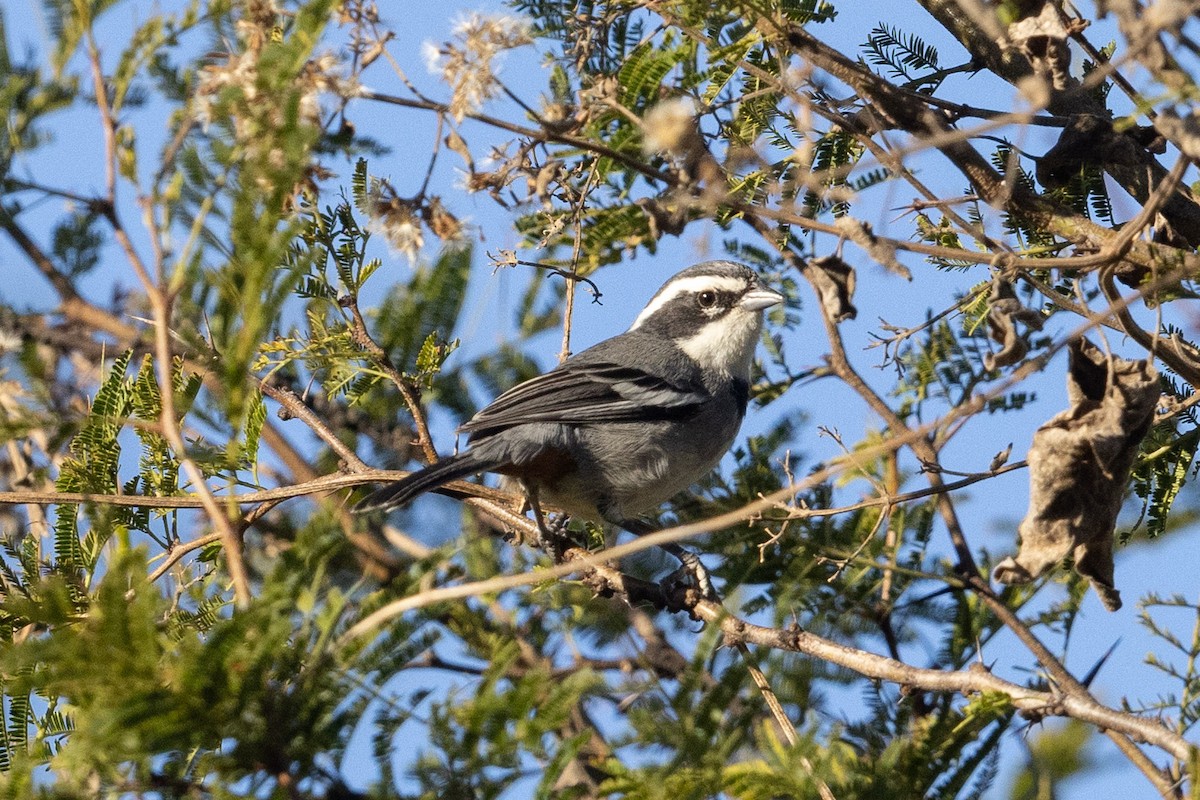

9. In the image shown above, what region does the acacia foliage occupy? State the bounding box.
[1,0,1200,797]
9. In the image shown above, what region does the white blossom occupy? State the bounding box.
[429,12,534,121]
[642,97,699,156]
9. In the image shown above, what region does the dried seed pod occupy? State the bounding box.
[833,217,910,279]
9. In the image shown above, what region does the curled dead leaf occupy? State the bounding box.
[833,217,910,279]
[422,196,463,242]
[993,338,1159,611]
[1153,107,1200,161]
[984,277,1044,371]
[806,255,857,323]
[444,127,474,172]
[636,197,690,239]
[1007,2,1076,91]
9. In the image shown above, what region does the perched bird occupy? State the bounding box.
[357,261,783,594]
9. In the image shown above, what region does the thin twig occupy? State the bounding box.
[342,294,439,463]
[362,90,674,185]
[147,532,222,583]
[781,461,1027,521]
[740,203,1200,788]
[559,162,598,362]
[492,255,604,300]
[332,525,1194,762]
[259,381,370,471]
[734,639,838,800]
[371,86,1200,278]
[0,470,510,508]
[86,31,252,608]
[735,640,797,746]
[1102,731,1178,799]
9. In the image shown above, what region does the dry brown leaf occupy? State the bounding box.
[993,338,1159,611]
[1007,2,1074,91]
[984,277,1044,371]
[807,255,857,323]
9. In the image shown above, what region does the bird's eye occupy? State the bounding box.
[697,290,718,308]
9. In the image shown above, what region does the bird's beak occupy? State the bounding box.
[740,287,784,312]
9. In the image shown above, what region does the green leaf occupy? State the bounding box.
[242,389,267,469]
[618,35,693,110]
[702,28,760,105]
[374,244,473,370]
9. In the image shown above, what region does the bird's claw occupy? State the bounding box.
[664,548,719,603]
[535,514,573,556]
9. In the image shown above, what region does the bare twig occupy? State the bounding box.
[334,520,1194,763]
[362,90,675,186]
[707,608,1193,762]
[86,30,252,607]
[146,532,223,583]
[341,294,439,463]
[258,381,370,472]
[0,469,509,509]
[733,639,838,800]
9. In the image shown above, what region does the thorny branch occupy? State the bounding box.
[258,381,370,472]
[329,284,1200,768]
[9,334,1177,765]
[14,46,1197,789]
[335,503,1195,766]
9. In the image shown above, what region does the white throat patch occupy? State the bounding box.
[675,309,763,379]
[628,275,749,331]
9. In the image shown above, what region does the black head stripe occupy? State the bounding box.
[630,261,761,333]
[634,288,736,338]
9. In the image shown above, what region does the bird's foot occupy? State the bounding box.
[663,545,720,603]
[534,514,574,558]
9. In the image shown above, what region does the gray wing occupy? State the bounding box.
[460,334,707,440]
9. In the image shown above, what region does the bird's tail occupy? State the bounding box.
[355,452,489,513]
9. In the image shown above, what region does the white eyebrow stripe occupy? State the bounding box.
[628,275,748,330]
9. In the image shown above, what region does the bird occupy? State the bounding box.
[357,260,784,596]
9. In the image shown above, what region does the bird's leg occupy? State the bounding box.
[524,484,570,559]
[616,516,719,602]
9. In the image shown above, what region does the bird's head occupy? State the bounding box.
[628,261,784,378]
